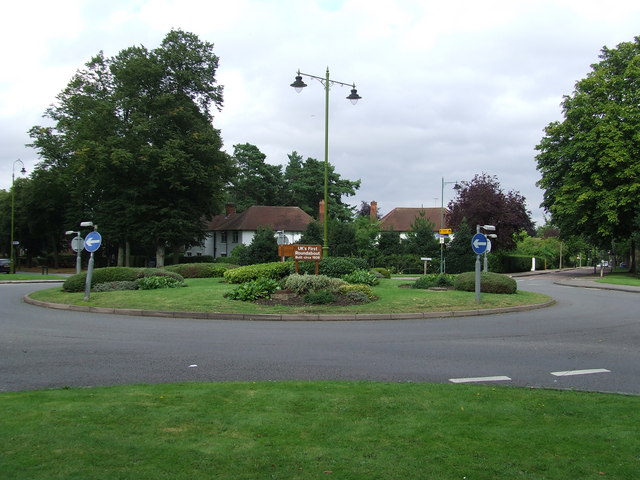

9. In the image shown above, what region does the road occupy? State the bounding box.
[1,270,638,394]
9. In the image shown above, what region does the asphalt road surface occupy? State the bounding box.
[1,270,638,394]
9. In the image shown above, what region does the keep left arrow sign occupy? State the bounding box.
[84,231,102,253]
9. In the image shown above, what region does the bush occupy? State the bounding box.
[344,290,372,304]
[341,269,379,286]
[371,267,391,279]
[178,255,215,264]
[296,257,368,277]
[223,262,292,284]
[412,274,455,289]
[283,274,346,294]
[224,277,281,301]
[136,276,185,290]
[92,281,139,292]
[453,272,517,294]
[62,267,185,292]
[304,290,336,304]
[339,283,376,300]
[163,263,235,278]
[63,267,140,292]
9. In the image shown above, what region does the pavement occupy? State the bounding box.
[512,267,640,293]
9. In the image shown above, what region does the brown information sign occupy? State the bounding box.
[279,244,323,274]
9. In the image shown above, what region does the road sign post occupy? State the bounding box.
[83,231,102,301]
[472,230,489,304]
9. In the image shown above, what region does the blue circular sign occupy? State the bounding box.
[471,233,488,255]
[84,231,102,253]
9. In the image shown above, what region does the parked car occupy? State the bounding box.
[0,258,10,274]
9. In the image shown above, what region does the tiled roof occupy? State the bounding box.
[207,206,313,232]
[379,207,444,232]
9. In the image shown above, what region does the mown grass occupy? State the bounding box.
[0,273,68,281]
[1,381,638,480]
[596,273,640,287]
[28,277,551,315]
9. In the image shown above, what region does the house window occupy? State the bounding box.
[232,231,239,243]
[221,232,227,244]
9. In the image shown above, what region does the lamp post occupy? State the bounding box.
[291,68,361,258]
[10,159,26,274]
[440,177,458,273]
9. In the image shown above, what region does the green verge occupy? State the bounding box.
[1,382,638,479]
[0,273,68,281]
[28,278,551,315]
[596,273,640,287]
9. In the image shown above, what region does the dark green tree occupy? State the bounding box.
[283,151,360,221]
[228,143,285,210]
[298,220,323,245]
[404,211,440,256]
[247,227,279,264]
[535,37,640,271]
[378,229,404,256]
[328,220,357,257]
[28,30,232,267]
[445,219,476,273]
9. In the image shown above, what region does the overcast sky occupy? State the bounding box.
[2,0,640,226]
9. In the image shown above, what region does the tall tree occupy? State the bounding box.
[535,37,640,261]
[283,151,360,221]
[28,30,232,266]
[228,143,284,210]
[446,173,534,250]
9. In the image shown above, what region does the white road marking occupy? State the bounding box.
[449,376,511,384]
[551,368,610,377]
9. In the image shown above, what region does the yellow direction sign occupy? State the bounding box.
[439,228,452,235]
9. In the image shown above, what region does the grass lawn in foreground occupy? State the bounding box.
[1,381,638,479]
[28,277,552,315]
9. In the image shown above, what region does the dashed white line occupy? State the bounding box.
[551,368,610,377]
[449,376,511,384]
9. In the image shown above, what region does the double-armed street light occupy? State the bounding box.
[290,68,361,258]
[10,159,26,274]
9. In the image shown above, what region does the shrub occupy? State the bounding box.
[341,269,380,286]
[136,276,185,290]
[164,263,235,278]
[178,255,215,264]
[344,290,372,304]
[339,283,376,300]
[304,290,336,304]
[296,257,368,277]
[412,274,455,289]
[63,267,140,292]
[223,262,293,284]
[224,277,281,301]
[283,274,346,294]
[453,272,517,294]
[371,267,391,279]
[135,269,184,281]
[92,281,139,292]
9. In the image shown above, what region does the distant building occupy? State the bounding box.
[379,207,443,238]
[185,204,314,258]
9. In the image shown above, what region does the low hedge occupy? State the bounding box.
[223,261,293,284]
[453,272,517,294]
[62,267,184,293]
[163,262,236,278]
[296,257,369,277]
[282,274,346,294]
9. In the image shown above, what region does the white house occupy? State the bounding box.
[185,204,314,258]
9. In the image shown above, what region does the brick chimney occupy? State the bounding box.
[370,201,378,222]
[319,200,325,223]
[225,203,236,217]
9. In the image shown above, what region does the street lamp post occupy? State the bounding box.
[440,177,458,273]
[291,68,361,258]
[10,159,26,274]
